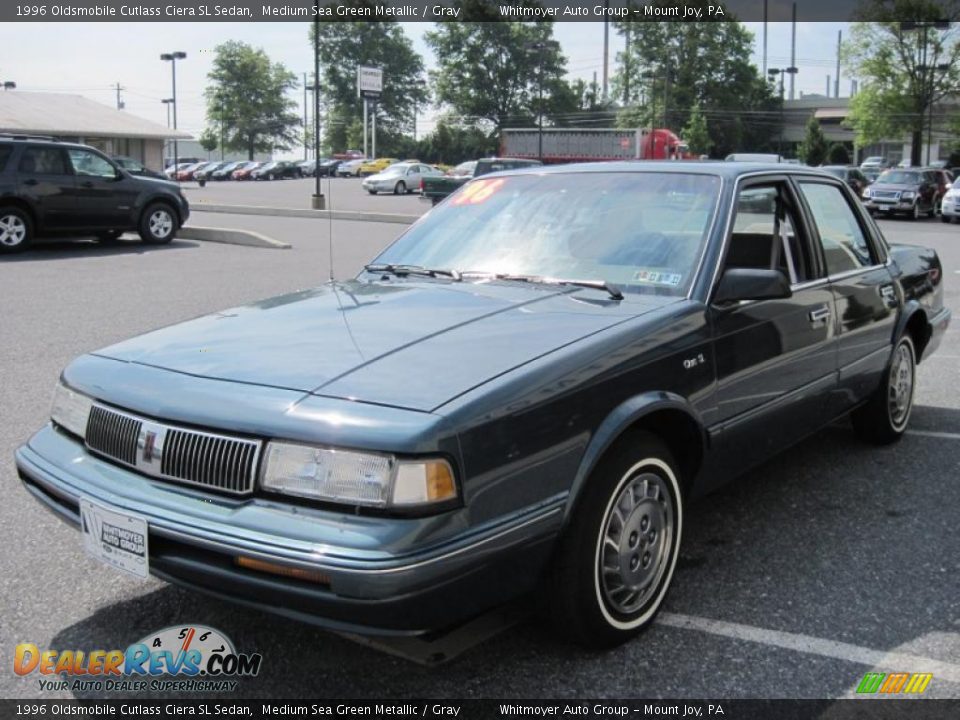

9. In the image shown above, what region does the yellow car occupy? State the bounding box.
[357,158,399,177]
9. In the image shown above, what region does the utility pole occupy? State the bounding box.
[303,72,309,161]
[602,1,609,103]
[623,24,631,105]
[312,1,324,209]
[789,3,797,100]
[114,82,124,109]
[762,0,768,76]
[835,31,841,98]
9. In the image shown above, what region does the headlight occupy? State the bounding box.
[901,191,915,199]
[260,441,457,510]
[51,382,94,439]
[862,188,871,198]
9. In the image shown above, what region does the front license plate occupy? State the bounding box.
[80,498,149,579]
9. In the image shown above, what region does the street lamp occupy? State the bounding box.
[312,0,325,210]
[161,98,174,168]
[160,51,187,177]
[525,39,558,162]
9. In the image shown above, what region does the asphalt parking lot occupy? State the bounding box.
[1,209,958,700]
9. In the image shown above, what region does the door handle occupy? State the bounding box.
[809,306,831,323]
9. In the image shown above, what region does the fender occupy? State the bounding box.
[562,391,706,528]
[892,299,929,359]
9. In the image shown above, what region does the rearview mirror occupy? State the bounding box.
[713,268,792,305]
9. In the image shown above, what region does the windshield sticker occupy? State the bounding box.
[451,178,506,206]
[635,270,683,286]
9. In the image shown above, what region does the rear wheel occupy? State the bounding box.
[138,203,177,245]
[852,335,916,444]
[550,432,683,648]
[394,181,406,195]
[0,207,32,253]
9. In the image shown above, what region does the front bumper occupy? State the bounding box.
[16,425,562,635]
[863,197,917,213]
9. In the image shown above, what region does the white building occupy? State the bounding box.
[0,91,190,171]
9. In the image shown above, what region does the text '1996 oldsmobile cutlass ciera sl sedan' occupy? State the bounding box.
[16,163,950,649]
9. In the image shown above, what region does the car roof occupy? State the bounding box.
[490,160,841,181]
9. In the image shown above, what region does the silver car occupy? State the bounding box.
[361,162,443,195]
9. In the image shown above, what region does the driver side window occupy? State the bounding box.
[726,183,812,285]
[67,149,116,179]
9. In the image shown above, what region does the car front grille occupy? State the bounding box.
[84,404,260,496]
[872,190,900,200]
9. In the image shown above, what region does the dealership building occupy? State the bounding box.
[0,91,190,170]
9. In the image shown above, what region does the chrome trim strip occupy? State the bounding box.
[84,403,261,497]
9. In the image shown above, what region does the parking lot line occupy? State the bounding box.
[657,612,960,683]
[905,429,960,440]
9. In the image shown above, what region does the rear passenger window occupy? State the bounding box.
[798,182,876,275]
[0,144,13,171]
[18,147,68,175]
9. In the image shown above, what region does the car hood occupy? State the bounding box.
[92,279,673,412]
[870,182,922,191]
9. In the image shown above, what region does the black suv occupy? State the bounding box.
[0,136,190,253]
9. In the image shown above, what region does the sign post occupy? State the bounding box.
[357,66,383,159]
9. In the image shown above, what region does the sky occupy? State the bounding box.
[4,20,849,156]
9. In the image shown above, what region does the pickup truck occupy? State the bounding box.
[420,157,541,204]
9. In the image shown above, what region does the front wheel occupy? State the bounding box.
[138,203,177,245]
[394,181,406,195]
[550,433,683,648]
[909,202,921,220]
[852,335,916,444]
[0,207,33,253]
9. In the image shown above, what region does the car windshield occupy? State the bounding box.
[878,170,920,184]
[381,164,410,176]
[372,172,720,296]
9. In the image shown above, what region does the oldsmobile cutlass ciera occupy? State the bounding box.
[17,163,950,648]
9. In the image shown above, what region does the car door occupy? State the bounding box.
[709,177,837,479]
[65,147,137,228]
[794,178,898,412]
[14,145,77,231]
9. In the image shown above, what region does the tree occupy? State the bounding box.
[312,8,427,152]
[683,105,712,156]
[843,0,960,166]
[205,41,300,160]
[798,116,829,166]
[198,128,219,157]
[426,4,570,131]
[611,1,780,156]
[828,143,852,165]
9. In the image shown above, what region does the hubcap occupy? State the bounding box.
[888,342,914,429]
[599,472,674,616]
[148,210,173,239]
[0,214,26,246]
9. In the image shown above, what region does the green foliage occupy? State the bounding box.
[425,6,571,130]
[842,1,960,165]
[205,41,300,160]
[611,2,780,156]
[798,116,829,166]
[311,9,427,152]
[198,128,219,154]
[683,105,712,156]
[415,120,498,164]
[827,143,852,165]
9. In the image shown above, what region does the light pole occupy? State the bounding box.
[768,68,786,157]
[161,98,174,167]
[160,52,186,176]
[525,40,557,162]
[312,0,324,209]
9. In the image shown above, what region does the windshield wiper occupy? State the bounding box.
[461,272,623,301]
[364,263,461,281]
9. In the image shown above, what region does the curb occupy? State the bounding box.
[178,225,291,249]
[188,202,421,226]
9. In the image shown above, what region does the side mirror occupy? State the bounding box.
[713,268,792,305]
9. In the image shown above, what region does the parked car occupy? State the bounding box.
[861,168,941,219]
[336,158,367,177]
[16,162,949,647]
[164,156,201,170]
[861,168,882,184]
[358,158,400,177]
[940,180,959,224]
[420,157,542,205]
[361,162,443,195]
[163,162,193,179]
[112,156,164,180]
[820,165,871,197]
[174,161,211,182]
[210,161,243,180]
[316,158,342,177]
[860,156,893,170]
[0,136,189,252]
[231,161,263,180]
[296,160,316,177]
[193,162,230,183]
[251,161,299,181]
